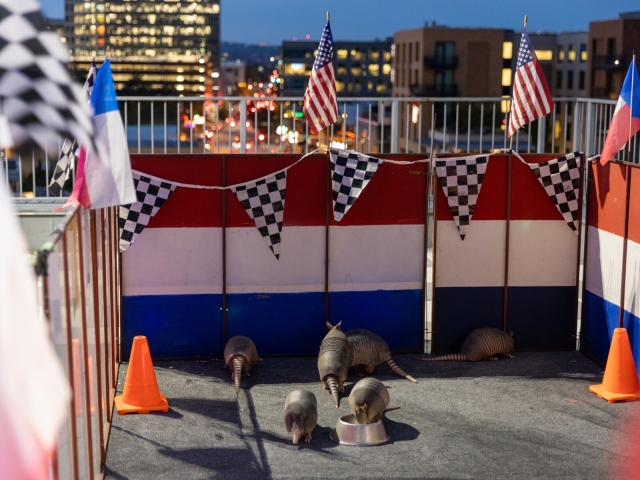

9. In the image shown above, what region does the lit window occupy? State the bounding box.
[199,68,204,73]
[285,63,307,75]
[580,44,587,62]
[176,85,184,91]
[502,68,512,87]
[535,50,553,61]
[557,45,565,62]
[567,44,575,62]
[376,83,386,92]
[177,76,184,82]
[199,77,205,82]
[335,81,344,92]
[502,42,513,60]
[337,66,347,75]
[351,66,361,76]
[382,63,391,75]
[500,96,510,113]
[384,50,391,61]
[368,64,379,76]
[336,49,348,60]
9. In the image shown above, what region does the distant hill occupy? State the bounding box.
[221,42,280,66]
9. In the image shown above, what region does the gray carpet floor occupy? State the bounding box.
[104,352,639,479]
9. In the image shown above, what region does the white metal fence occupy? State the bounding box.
[2,96,638,197]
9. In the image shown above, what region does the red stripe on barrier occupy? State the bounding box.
[588,161,628,237]
[131,155,224,228]
[626,164,640,244]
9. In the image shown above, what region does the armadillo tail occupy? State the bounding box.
[326,375,340,408]
[412,353,468,362]
[386,358,418,383]
[233,356,244,394]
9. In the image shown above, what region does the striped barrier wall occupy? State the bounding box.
[121,154,428,358]
[432,154,581,353]
[582,161,640,368]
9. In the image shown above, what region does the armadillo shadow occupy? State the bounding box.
[381,416,420,443]
[258,425,340,452]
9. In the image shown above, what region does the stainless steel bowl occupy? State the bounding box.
[329,414,390,446]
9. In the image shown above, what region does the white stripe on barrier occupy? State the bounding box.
[122,227,223,296]
[508,220,578,287]
[329,224,424,292]
[435,220,506,288]
[226,226,325,294]
[585,226,624,307]
[624,238,640,317]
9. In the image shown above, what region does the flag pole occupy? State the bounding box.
[508,15,528,151]
[629,52,635,154]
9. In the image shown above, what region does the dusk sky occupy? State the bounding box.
[39,0,640,45]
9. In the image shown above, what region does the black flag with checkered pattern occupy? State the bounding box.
[329,149,383,222]
[435,156,489,240]
[528,152,581,233]
[119,173,176,252]
[232,171,287,259]
[0,0,95,154]
[48,60,97,196]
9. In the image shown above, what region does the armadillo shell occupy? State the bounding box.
[284,390,318,433]
[461,327,514,361]
[318,331,351,381]
[224,336,259,367]
[348,377,390,420]
[345,329,391,367]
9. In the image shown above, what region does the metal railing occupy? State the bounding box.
[3,96,638,198]
[35,205,121,479]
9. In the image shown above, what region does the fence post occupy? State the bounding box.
[572,101,582,154]
[390,100,399,153]
[537,116,546,153]
[240,100,247,154]
[584,101,594,158]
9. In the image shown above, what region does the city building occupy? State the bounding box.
[221,61,247,95]
[65,0,220,94]
[587,11,640,99]
[279,39,393,97]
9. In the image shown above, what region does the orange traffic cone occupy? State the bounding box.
[115,336,169,414]
[590,328,640,403]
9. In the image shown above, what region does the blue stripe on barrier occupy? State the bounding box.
[226,292,325,356]
[122,294,223,359]
[581,290,620,365]
[506,286,577,350]
[328,289,423,353]
[433,287,504,353]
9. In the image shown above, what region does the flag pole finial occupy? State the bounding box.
[523,15,528,29]
[327,11,330,20]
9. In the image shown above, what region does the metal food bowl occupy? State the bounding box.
[329,414,390,446]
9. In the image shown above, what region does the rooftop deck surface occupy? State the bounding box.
[105,352,639,479]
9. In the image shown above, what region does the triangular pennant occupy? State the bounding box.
[119,173,177,252]
[330,149,383,222]
[232,171,287,259]
[435,156,489,240]
[528,152,581,234]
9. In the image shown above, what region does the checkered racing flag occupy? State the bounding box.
[48,60,97,196]
[119,173,176,252]
[528,152,581,233]
[232,171,287,259]
[0,0,95,154]
[330,149,383,222]
[435,156,489,240]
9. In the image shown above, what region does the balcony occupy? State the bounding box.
[410,83,459,97]
[424,55,459,70]
[592,55,628,71]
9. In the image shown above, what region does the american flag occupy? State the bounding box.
[303,20,338,134]
[508,30,554,137]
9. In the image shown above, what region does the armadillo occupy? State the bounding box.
[284,389,318,444]
[345,329,417,383]
[224,335,260,394]
[348,377,395,424]
[318,321,351,408]
[414,327,514,362]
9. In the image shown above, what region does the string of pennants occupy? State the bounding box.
[118,149,582,257]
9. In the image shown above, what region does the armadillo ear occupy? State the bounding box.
[325,321,334,329]
[362,403,367,411]
[336,320,342,329]
[300,414,306,422]
[509,330,514,337]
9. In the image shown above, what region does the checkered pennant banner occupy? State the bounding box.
[232,171,287,260]
[0,0,95,154]
[435,156,489,240]
[119,173,176,252]
[528,152,581,233]
[330,150,383,222]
